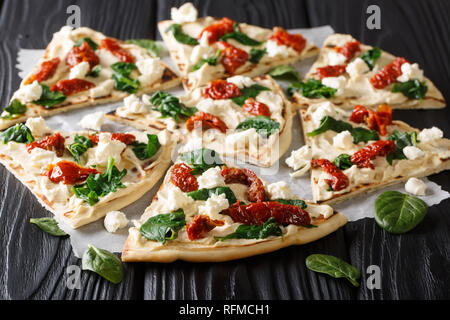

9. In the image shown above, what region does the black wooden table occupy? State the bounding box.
[0,0,449,300]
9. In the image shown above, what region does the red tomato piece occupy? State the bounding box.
[24,58,60,85]
[349,104,392,136]
[202,79,241,100]
[350,140,396,169]
[186,112,228,133]
[221,166,267,202]
[269,27,306,54]
[89,132,136,145]
[216,41,249,74]
[335,41,361,61]
[46,160,99,184]
[186,215,225,240]
[170,163,199,192]
[198,17,235,44]
[26,132,66,157]
[310,159,350,191]
[317,65,347,79]
[370,57,409,89]
[100,38,135,63]
[242,98,271,117]
[50,78,96,96]
[66,41,100,70]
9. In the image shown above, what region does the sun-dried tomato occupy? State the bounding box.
[26,132,66,157]
[349,105,368,123]
[186,112,228,133]
[186,215,225,240]
[221,166,267,202]
[370,57,409,89]
[46,160,99,184]
[50,78,96,96]
[374,104,392,136]
[203,79,241,100]
[198,17,235,44]
[311,159,349,191]
[100,38,135,63]
[24,58,60,85]
[335,41,360,61]
[269,27,306,54]
[170,163,199,192]
[317,65,347,79]
[242,98,271,117]
[216,41,249,74]
[350,140,396,169]
[89,132,136,145]
[66,41,100,70]
[349,104,392,136]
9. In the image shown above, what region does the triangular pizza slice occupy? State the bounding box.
[158,2,319,90]
[290,33,445,110]
[0,117,175,228]
[0,26,181,130]
[107,74,293,167]
[292,102,450,204]
[121,147,347,262]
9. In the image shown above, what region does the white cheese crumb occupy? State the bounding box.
[311,101,336,125]
[15,80,42,103]
[333,130,354,149]
[162,185,195,214]
[198,193,230,221]
[136,58,164,86]
[69,61,90,79]
[403,146,425,160]
[171,2,198,23]
[266,39,289,58]
[396,63,424,82]
[405,177,427,196]
[346,57,368,78]
[321,76,346,96]
[327,51,347,66]
[94,132,126,166]
[89,79,115,98]
[225,128,260,150]
[418,127,443,142]
[197,167,226,189]
[285,145,312,177]
[123,94,149,114]
[104,211,129,233]
[78,111,105,131]
[227,76,255,89]
[306,204,334,219]
[267,181,296,200]
[25,117,52,137]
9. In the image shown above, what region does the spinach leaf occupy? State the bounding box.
[360,46,381,70]
[0,123,34,144]
[386,130,419,165]
[111,62,137,77]
[112,73,140,93]
[125,39,163,57]
[307,116,353,137]
[149,91,197,122]
[235,115,280,136]
[219,23,262,46]
[82,244,124,284]
[268,65,300,82]
[350,126,379,144]
[139,209,186,244]
[231,84,270,106]
[187,186,237,204]
[32,84,66,108]
[270,199,307,209]
[165,23,199,45]
[74,37,99,50]
[216,217,282,241]
[249,48,266,64]
[87,65,102,77]
[68,134,93,163]
[30,217,67,236]
[191,49,221,72]
[2,99,27,119]
[180,148,224,175]
[306,254,361,287]
[132,134,161,160]
[375,191,428,234]
[392,79,427,99]
[287,79,336,98]
[333,154,353,170]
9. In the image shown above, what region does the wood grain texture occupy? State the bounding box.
[0,0,449,300]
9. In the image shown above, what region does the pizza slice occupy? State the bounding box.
[0,117,175,228]
[291,102,450,204]
[0,26,181,130]
[289,33,445,110]
[107,74,293,167]
[158,2,319,90]
[121,147,347,262]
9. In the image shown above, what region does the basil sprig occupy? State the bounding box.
[74,37,99,50]
[125,39,163,57]
[350,126,380,144]
[386,130,419,165]
[111,62,140,94]
[150,91,197,122]
[2,99,27,119]
[139,209,186,244]
[166,23,199,45]
[180,148,224,175]
[82,244,124,284]
[131,134,161,160]
[33,84,66,108]
[219,23,262,46]
[288,79,336,99]
[333,154,353,170]
[187,186,237,204]
[270,199,307,209]
[0,123,34,144]
[216,217,282,241]
[360,46,381,70]
[30,217,67,236]
[392,79,427,100]
[249,48,267,64]
[68,134,93,163]
[236,115,280,136]
[306,254,361,287]
[191,49,221,72]
[87,65,102,77]
[268,65,300,82]
[231,84,270,106]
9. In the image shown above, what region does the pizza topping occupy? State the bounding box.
[100,38,135,63]
[170,162,199,192]
[221,166,267,202]
[186,111,229,133]
[198,17,235,45]
[46,160,99,184]
[370,57,409,89]
[50,79,96,96]
[216,41,249,74]
[186,214,225,240]
[179,148,224,175]
[334,41,360,61]
[350,140,396,169]
[89,132,136,145]
[311,159,349,191]
[170,2,198,24]
[317,65,347,79]
[203,79,241,100]
[269,27,306,54]
[26,132,66,157]
[349,104,392,136]
[242,98,271,117]
[66,41,100,70]
[24,58,60,85]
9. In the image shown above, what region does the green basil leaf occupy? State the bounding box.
[231,84,270,106]
[139,209,186,244]
[386,130,419,165]
[287,79,336,98]
[180,148,224,175]
[82,244,124,284]
[111,62,137,77]
[74,37,99,50]
[270,199,307,209]
[350,127,379,144]
[33,84,66,108]
[333,154,353,170]
[360,46,381,70]
[187,186,237,204]
[125,39,163,57]
[268,65,300,82]
[112,73,140,94]
[30,217,67,236]
[392,79,428,100]
[191,49,221,72]
[166,23,199,45]
[150,91,197,122]
[87,65,102,77]
[249,48,267,64]
[306,254,360,287]
[236,115,280,136]
[307,116,353,137]
[132,134,161,160]
[0,123,34,144]
[216,217,282,241]
[68,134,93,163]
[2,99,27,119]
[219,23,262,46]
[375,191,428,234]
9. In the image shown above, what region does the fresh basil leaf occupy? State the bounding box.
[219,23,262,46]
[360,46,381,70]
[375,191,428,234]
[249,48,267,64]
[139,209,186,244]
[187,186,237,204]
[306,254,360,287]
[150,91,197,122]
[271,199,307,209]
[112,73,140,94]
[180,148,224,175]
[191,49,221,72]
[235,115,280,136]
[350,127,379,144]
[216,217,282,241]
[2,99,27,119]
[268,65,300,82]
[30,217,67,236]
[386,130,419,165]
[82,244,124,284]
[87,65,102,77]
[165,23,199,45]
[132,134,161,160]
[125,39,163,57]
[307,116,353,137]
[231,84,270,106]
[392,79,427,100]
[333,154,353,170]
[72,185,99,205]
[0,123,34,144]
[74,37,99,50]
[111,62,137,77]
[33,84,66,108]
[68,134,93,163]
[287,79,336,98]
